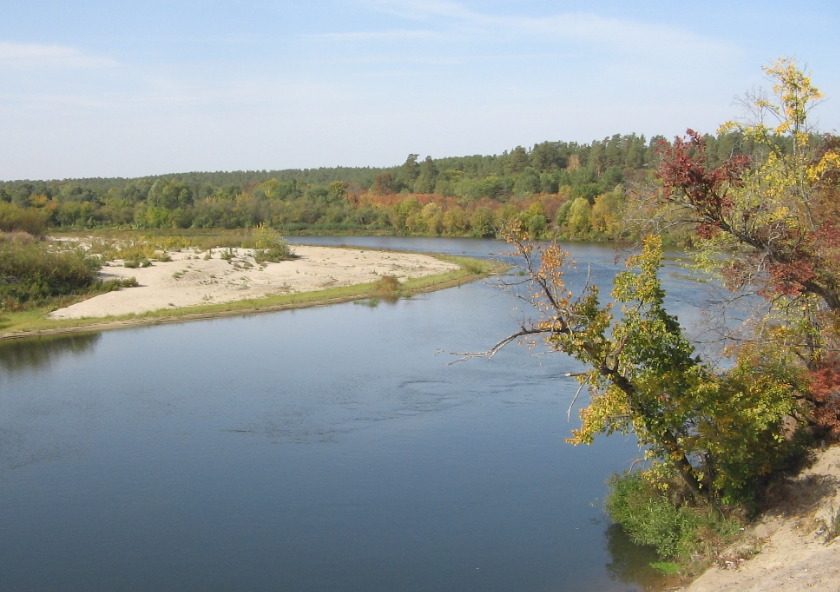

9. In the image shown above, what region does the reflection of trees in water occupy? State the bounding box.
[603,523,664,591]
[0,333,101,373]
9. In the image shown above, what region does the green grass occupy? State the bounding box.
[650,561,681,575]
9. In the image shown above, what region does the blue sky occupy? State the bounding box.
[1,0,839,180]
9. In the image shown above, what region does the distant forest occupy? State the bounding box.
[0,132,791,241]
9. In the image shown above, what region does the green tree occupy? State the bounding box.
[146,179,193,210]
[415,156,438,193]
[507,146,529,174]
[473,233,795,504]
[390,197,422,232]
[515,167,542,195]
[590,188,625,240]
[396,154,420,191]
[563,197,592,239]
[470,206,496,238]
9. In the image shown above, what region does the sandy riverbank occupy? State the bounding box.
[48,245,460,320]
[680,444,840,592]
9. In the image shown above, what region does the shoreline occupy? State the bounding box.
[0,246,501,341]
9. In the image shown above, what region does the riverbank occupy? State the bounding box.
[677,444,840,592]
[0,245,499,340]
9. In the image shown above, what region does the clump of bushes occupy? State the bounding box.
[605,471,742,569]
[245,224,295,263]
[373,274,401,301]
[0,202,48,237]
[123,258,151,269]
[88,238,168,264]
[0,238,135,310]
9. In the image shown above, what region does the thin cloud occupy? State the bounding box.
[0,42,116,69]
[311,30,438,41]
[361,1,738,57]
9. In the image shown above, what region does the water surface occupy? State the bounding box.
[0,238,707,591]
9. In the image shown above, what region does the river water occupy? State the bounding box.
[0,237,711,591]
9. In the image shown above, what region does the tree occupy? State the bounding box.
[373,171,395,195]
[655,58,840,435]
[657,58,838,313]
[507,146,529,175]
[515,167,542,195]
[590,188,625,240]
[470,206,496,238]
[396,154,420,191]
[146,179,193,210]
[415,156,438,193]
[458,60,834,513]
[461,232,794,503]
[563,197,592,239]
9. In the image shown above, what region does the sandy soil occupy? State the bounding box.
[682,445,840,592]
[49,245,459,320]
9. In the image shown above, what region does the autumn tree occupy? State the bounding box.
[461,231,795,506]
[456,63,836,558]
[656,58,840,436]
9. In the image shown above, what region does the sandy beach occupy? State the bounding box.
[48,245,460,320]
[682,445,840,592]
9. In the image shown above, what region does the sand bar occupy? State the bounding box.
[49,245,460,320]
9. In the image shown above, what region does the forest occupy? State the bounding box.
[0,131,789,242]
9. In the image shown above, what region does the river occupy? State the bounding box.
[0,237,712,591]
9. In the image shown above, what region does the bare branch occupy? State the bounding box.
[567,380,587,422]
[437,326,551,364]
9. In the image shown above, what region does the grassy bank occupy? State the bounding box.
[0,254,504,341]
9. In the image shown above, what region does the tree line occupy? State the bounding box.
[0,132,787,241]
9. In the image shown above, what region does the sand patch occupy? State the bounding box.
[684,445,840,592]
[49,245,459,320]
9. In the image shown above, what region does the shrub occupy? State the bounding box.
[245,224,295,263]
[374,274,401,299]
[123,258,150,268]
[220,248,235,261]
[0,241,100,309]
[605,471,741,562]
[0,202,49,237]
[0,240,140,310]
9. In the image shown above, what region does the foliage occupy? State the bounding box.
[0,132,708,239]
[605,472,740,561]
[656,57,840,438]
[244,224,295,263]
[496,230,797,504]
[650,562,681,576]
[0,202,49,237]
[373,274,401,300]
[473,58,839,565]
[0,240,102,309]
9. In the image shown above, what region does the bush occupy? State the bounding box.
[246,224,295,263]
[0,241,100,309]
[374,274,400,295]
[0,202,48,237]
[605,472,741,561]
[124,258,151,268]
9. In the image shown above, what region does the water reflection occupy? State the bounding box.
[603,524,665,590]
[0,332,101,373]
